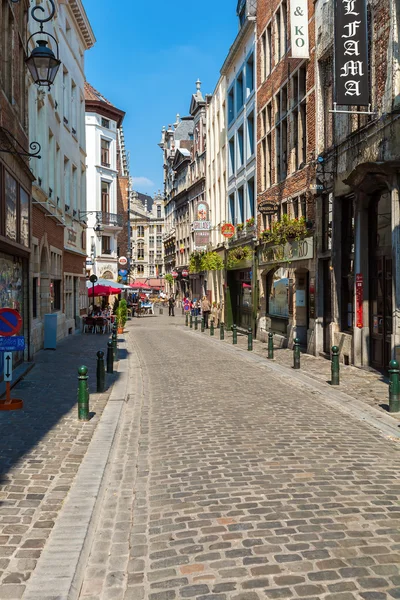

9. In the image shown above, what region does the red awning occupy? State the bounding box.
[130,282,152,290]
[88,284,121,297]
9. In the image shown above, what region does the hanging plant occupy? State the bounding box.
[164,273,174,285]
[236,223,244,232]
[246,217,255,228]
[189,251,204,273]
[201,251,224,271]
[260,215,308,245]
[227,245,253,269]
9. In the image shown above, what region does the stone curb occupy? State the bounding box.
[184,326,400,441]
[22,333,131,600]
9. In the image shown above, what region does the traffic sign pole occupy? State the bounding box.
[0,308,24,411]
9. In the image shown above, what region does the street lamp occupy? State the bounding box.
[12,0,61,90]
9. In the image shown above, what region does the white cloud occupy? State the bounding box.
[132,176,154,189]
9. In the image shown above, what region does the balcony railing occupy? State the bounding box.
[97,211,123,227]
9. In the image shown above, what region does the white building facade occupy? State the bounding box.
[130,193,165,280]
[84,83,125,281]
[29,0,95,353]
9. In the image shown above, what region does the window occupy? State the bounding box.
[320,56,333,149]
[229,193,235,224]
[266,24,272,77]
[137,264,144,274]
[236,71,244,112]
[101,181,110,213]
[247,113,254,157]
[20,187,29,247]
[228,87,234,124]
[157,205,162,218]
[276,123,281,182]
[293,197,299,219]
[281,2,288,55]
[275,9,281,62]
[156,224,162,233]
[237,126,244,167]
[267,133,272,187]
[321,194,332,252]
[72,166,77,212]
[156,235,162,248]
[246,54,254,96]
[101,138,110,166]
[238,187,244,223]
[149,250,155,263]
[247,178,255,219]
[137,225,145,237]
[63,70,69,124]
[5,171,17,241]
[102,235,111,254]
[71,81,77,133]
[149,266,155,276]
[64,158,70,210]
[300,194,307,218]
[149,235,154,247]
[50,280,61,312]
[292,67,307,170]
[229,137,235,176]
[137,244,144,260]
[101,117,110,129]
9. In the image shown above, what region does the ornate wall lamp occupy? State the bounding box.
[0,1,61,159]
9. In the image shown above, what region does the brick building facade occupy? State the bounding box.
[0,0,34,378]
[256,0,317,351]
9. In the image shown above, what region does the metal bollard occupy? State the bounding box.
[232,324,237,345]
[210,321,214,336]
[248,327,253,351]
[185,313,188,326]
[389,360,400,413]
[293,338,301,369]
[195,316,198,330]
[331,345,340,385]
[106,340,114,374]
[96,350,105,393]
[190,314,193,329]
[268,332,274,359]
[112,331,118,361]
[201,318,205,333]
[220,322,225,340]
[78,365,89,421]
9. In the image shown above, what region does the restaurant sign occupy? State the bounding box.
[258,201,279,215]
[334,0,369,106]
[259,237,314,265]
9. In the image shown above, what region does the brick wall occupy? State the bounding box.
[64,251,85,275]
[256,0,316,224]
[32,206,64,251]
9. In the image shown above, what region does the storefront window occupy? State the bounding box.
[5,171,17,242]
[50,279,61,311]
[341,196,354,331]
[268,271,289,318]
[20,187,29,247]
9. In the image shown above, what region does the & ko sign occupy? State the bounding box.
[290,0,309,58]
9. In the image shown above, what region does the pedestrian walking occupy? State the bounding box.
[201,295,211,328]
[168,294,175,317]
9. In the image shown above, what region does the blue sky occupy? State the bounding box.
[82,0,238,196]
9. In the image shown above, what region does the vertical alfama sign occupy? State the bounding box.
[290,0,309,59]
[335,0,369,106]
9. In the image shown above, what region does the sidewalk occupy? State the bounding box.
[0,330,120,599]
[188,319,395,419]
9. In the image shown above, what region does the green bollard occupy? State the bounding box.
[106,340,114,374]
[185,313,188,326]
[232,324,237,345]
[190,314,193,329]
[220,322,225,340]
[195,316,198,330]
[331,345,340,385]
[268,332,274,359]
[201,318,205,332]
[389,360,400,413]
[210,321,214,336]
[78,365,89,421]
[293,337,301,369]
[248,327,253,351]
[112,331,118,361]
[96,350,105,393]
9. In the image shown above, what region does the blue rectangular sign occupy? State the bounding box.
[0,336,25,352]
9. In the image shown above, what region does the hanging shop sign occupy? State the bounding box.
[259,237,314,265]
[334,0,369,106]
[290,0,309,58]
[356,273,363,328]
[182,269,189,278]
[221,224,235,238]
[171,271,178,279]
[309,277,316,319]
[193,201,210,233]
[193,221,211,230]
[258,201,279,216]
[194,230,210,250]
[119,256,128,266]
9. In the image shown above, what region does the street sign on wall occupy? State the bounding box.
[221,224,235,238]
[0,336,25,352]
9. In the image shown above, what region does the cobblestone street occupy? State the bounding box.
[74,315,400,600]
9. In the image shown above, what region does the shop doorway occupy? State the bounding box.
[369,192,392,371]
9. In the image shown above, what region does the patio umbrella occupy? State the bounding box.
[87,284,121,297]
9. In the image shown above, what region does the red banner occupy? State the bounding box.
[356,273,363,329]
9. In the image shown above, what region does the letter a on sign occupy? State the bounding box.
[290,0,309,58]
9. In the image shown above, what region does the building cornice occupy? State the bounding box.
[220,18,254,75]
[61,0,96,50]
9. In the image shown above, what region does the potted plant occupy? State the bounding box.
[116,299,127,333]
[246,217,255,229]
[236,223,244,232]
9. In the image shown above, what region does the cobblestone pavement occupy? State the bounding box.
[79,315,400,600]
[0,331,118,599]
[189,321,393,418]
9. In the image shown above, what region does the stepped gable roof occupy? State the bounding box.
[84,82,125,127]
